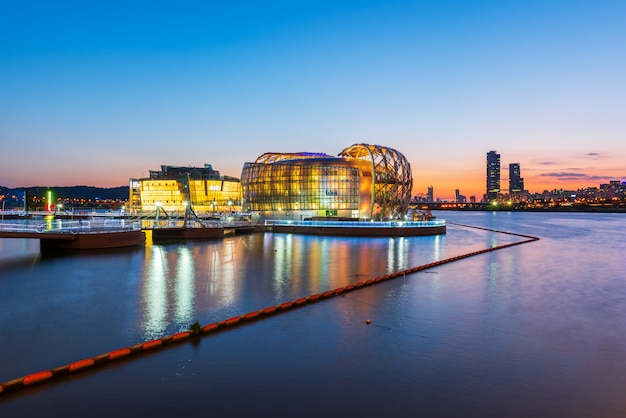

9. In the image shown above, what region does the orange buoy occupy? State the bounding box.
[202,323,219,333]
[263,306,277,314]
[225,316,241,326]
[108,348,131,361]
[295,297,307,305]
[366,319,371,324]
[308,294,321,301]
[22,370,53,386]
[280,302,293,309]
[142,339,162,351]
[69,358,95,373]
[172,331,191,342]
[245,311,260,320]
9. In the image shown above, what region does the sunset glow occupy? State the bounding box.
[1,1,624,201]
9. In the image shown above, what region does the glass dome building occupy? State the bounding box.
[240,143,413,221]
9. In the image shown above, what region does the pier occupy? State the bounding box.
[0,219,145,251]
[0,211,444,250]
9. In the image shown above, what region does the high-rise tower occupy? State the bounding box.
[486,151,500,201]
[509,163,524,194]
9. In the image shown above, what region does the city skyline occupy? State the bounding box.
[2,1,625,200]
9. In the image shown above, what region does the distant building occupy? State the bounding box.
[129,164,242,214]
[427,186,434,203]
[486,151,500,201]
[455,189,466,203]
[509,163,524,194]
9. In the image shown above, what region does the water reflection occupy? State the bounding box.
[4,212,626,417]
[174,246,194,326]
[272,234,292,301]
[221,239,237,307]
[0,238,40,266]
[142,246,168,340]
[132,232,449,340]
[387,237,409,272]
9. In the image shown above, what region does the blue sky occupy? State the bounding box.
[1,0,624,199]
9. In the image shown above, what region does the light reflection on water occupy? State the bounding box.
[0,229,455,384]
[1,212,625,417]
[143,246,167,340]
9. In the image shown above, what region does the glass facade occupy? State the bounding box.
[339,144,413,220]
[129,165,242,215]
[130,144,413,221]
[486,151,501,201]
[241,158,368,219]
[241,144,412,221]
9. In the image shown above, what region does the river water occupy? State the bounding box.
[0,211,624,417]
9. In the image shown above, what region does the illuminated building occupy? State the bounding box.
[427,186,434,203]
[129,164,242,214]
[486,150,500,201]
[509,163,524,193]
[240,143,413,221]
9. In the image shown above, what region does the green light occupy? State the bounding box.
[47,190,53,212]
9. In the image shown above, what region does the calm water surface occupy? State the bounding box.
[0,211,624,417]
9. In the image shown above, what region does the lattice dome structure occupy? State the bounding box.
[338,144,413,220]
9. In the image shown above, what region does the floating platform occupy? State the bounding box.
[150,226,224,243]
[39,230,145,252]
[267,219,446,237]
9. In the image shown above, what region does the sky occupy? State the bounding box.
[1,0,625,200]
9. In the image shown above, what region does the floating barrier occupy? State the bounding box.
[202,323,219,333]
[0,223,539,396]
[245,311,260,320]
[22,371,53,386]
[225,316,241,326]
[108,348,131,361]
[172,331,191,342]
[142,339,162,351]
[263,306,277,315]
[69,358,95,373]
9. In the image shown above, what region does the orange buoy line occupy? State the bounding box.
[0,225,539,396]
[446,222,541,241]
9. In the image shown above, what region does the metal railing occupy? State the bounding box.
[265,219,446,228]
[0,219,142,234]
